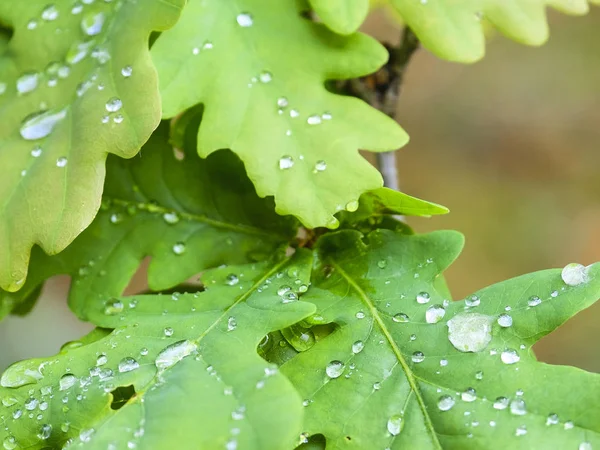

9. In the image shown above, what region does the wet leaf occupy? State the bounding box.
[0,0,184,291]
[0,254,316,450]
[282,229,600,448]
[309,0,370,34]
[152,0,408,229]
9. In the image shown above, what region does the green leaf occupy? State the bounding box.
[388,0,600,63]
[0,254,317,450]
[152,0,408,229]
[0,119,297,321]
[282,229,600,448]
[0,0,184,292]
[309,0,370,34]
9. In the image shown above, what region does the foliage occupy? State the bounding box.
[0,1,598,449]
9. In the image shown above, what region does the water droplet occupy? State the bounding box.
[411,351,425,363]
[393,313,409,323]
[202,41,213,50]
[277,97,288,108]
[289,109,299,118]
[279,155,294,170]
[20,109,67,140]
[25,397,39,410]
[163,212,179,224]
[3,436,17,450]
[579,443,592,450]
[155,340,198,370]
[104,298,124,315]
[42,5,59,21]
[475,370,483,380]
[447,312,492,352]
[59,374,77,391]
[416,292,431,304]
[325,360,345,379]
[377,259,387,269]
[493,397,509,410]
[437,395,455,411]
[66,41,93,65]
[236,13,253,27]
[510,398,527,415]
[79,428,95,443]
[440,359,448,367]
[425,305,446,324]
[527,296,541,307]
[259,71,272,83]
[546,413,559,425]
[561,263,589,286]
[497,313,513,327]
[118,357,139,373]
[515,425,527,437]
[314,160,327,172]
[465,295,480,307]
[307,115,322,125]
[564,421,574,430]
[322,112,333,120]
[17,72,39,94]
[501,349,520,364]
[172,242,186,255]
[352,340,364,354]
[164,327,174,337]
[105,97,122,113]
[113,114,124,124]
[225,274,239,286]
[121,66,133,77]
[37,424,52,440]
[227,317,237,331]
[81,11,105,36]
[387,415,404,436]
[551,290,558,298]
[461,388,477,402]
[56,157,68,168]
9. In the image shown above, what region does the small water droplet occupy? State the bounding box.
[497,313,513,327]
[20,109,67,140]
[501,349,520,365]
[561,263,589,286]
[546,413,559,425]
[81,11,105,36]
[411,351,425,363]
[437,395,455,411]
[510,398,527,415]
[236,12,253,27]
[59,374,77,391]
[393,313,409,323]
[226,274,239,286]
[314,160,327,172]
[307,115,322,125]
[79,428,95,443]
[3,436,17,450]
[259,71,272,83]
[461,388,477,402]
[163,211,180,224]
[37,424,52,440]
[164,327,174,337]
[440,359,448,367]
[17,72,39,94]
[515,425,527,437]
[121,66,133,77]
[579,442,592,450]
[277,97,288,108]
[105,97,122,113]
[475,371,483,380]
[527,296,541,307]
[345,200,359,212]
[56,157,68,168]
[227,317,237,331]
[279,155,294,170]
[387,415,403,436]
[41,5,59,21]
[425,305,446,324]
[416,292,430,304]
[172,242,186,255]
[25,397,39,410]
[352,340,364,354]
[493,397,509,410]
[325,360,345,379]
[155,340,197,370]
[465,295,480,307]
[118,357,139,373]
[104,298,124,315]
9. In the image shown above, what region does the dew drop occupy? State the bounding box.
[17,72,39,94]
[277,97,288,108]
[56,157,68,168]
[37,424,52,440]
[425,305,446,324]
[314,160,327,172]
[79,428,95,443]
[345,200,359,212]
[236,13,253,27]
[227,317,237,331]
[447,312,492,352]
[500,349,520,365]
[259,71,272,83]
[226,274,239,286]
[515,425,527,437]
[497,313,513,328]
[465,295,480,307]
[392,313,409,323]
[527,296,541,307]
[493,397,509,410]
[307,115,322,125]
[118,357,139,373]
[20,109,67,140]
[3,436,17,450]
[461,388,477,402]
[105,97,122,112]
[387,415,403,436]
[59,374,77,391]
[104,299,124,315]
[279,155,294,170]
[355,311,365,319]
[172,242,186,255]
[164,327,174,337]
[325,360,344,379]
[416,292,431,304]
[81,11,105,36]
[96,354,108,366]
[437,395,455,411]
[155,340,198,370]
[41,5,59,21]
[561,263,589,286]
[580,443,592,450]
[163,212,180,224]
[25,397,39,410]
[351,340,364,354]
[411,351,425,363]
[546,413,559,425]
[510,398,527,416]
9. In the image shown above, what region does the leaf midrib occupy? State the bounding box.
[332,261,443,450]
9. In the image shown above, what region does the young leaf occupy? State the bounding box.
[309,0,370,34]
[0,0,184,292]
[151,0,408,230]
[0,255,316,450]
[0,120,297,321]
[283,229,600,448]
[388,0,600,63]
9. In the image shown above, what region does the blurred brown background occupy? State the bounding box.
[1,8,599,372]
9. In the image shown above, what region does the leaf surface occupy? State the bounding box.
[151,0,408,229]
[0,0,184,291]
[283,229,600,449]
[0,119,297,321]
[0,254,316,450]
[309,0,370,34]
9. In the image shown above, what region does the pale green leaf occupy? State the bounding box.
[0,254,316,450]
[152,0,408,229]
[0,0,184,292]
[282,229,600,448]
[388,0,600,62]
[310,0,370,34]
[0,118,297,321]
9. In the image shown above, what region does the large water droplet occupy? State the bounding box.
[0,363,44,388]
[447,313,493,353]
[20,109,67,140]
[118,357,139,373]
[155,340,198,370]
[387,414,404,436]
[59,373,77,391]
[325,360,344,379]
[81,11,105,36]
[3,436,17,450]
[579,442,592,450]
[425,305,446,324]
[37,424,52,440]
[437,395,455,411]
[16,72,39,94]
[561,263,589,286]
[236,13,253,27]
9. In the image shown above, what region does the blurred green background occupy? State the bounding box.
[1,8,599,372]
